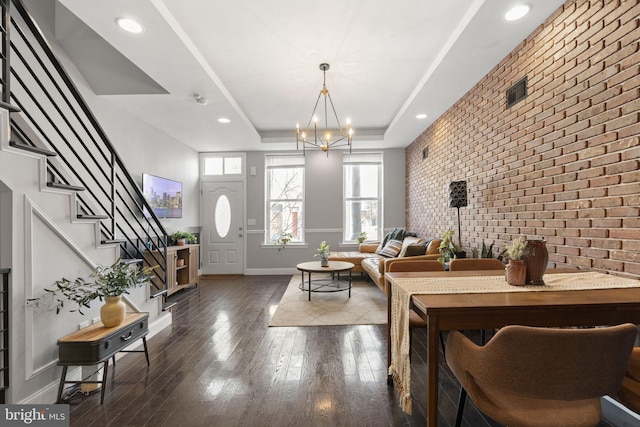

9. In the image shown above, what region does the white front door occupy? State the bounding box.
[201,181,244,274]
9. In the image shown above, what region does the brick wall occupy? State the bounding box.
[406,0,640,277]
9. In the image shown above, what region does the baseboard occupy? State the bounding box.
[245,268,297,275]
[19,311,172,404]
[602,396,640,426]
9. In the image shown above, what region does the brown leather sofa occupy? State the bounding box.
[327,242,380,274]
[360,239,441,295]
[329,238,442,295]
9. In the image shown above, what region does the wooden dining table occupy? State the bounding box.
[385,269,640,427]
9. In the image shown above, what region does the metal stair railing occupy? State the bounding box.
[4,0,169,299]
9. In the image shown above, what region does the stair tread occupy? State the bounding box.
[0,100,20,112]
[101,239,127,244]
[9,141,57,156]
[162,301,177,311]
[47,182,85,192]
[150,289,168,299]
[76,214,108,220]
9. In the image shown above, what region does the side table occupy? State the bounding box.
[56,312,149,404]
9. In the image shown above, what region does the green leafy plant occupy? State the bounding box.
[438,229,461,264]
[314,241,331,260]
[170,231,197,245]
[481,241,495,258]
[357,231,368,243]
[274,232,293,251]
[29,258,153,315]
[504,236,527,261]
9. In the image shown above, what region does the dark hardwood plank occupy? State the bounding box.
[67,275,613,426]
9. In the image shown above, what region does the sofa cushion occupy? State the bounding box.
[398,237,425,258]
[359,242,379,253]
[404,242,428,257]
[426,239,441,255]
[377,239,403,258]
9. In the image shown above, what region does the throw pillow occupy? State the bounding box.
[377,239,403,258]
[398,236,424,258]
[404,241,429,257]
[376,228,398,253]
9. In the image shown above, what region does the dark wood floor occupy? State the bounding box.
[67,275,612,426]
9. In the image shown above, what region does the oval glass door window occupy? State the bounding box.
[215,195,231,238]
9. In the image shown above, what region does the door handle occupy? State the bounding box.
[239,234,243,238]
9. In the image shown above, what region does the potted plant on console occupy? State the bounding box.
[29,258,153,327]
[504,236,527,286]
[171,231,197,246]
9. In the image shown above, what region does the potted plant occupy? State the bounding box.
[274,232,293,251]
[437,229,464,264]
[356,231,368,244]
[314,241,331,267]
[170,231,197,246]
[504,236,527,286]
[29,258,153,327]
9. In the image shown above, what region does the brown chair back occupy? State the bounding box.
[447,323,638,401]
[387,260,445,273]
[619,347,640,412]
[449,258,504,271]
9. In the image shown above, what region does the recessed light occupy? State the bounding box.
[504,5,531,21]
[416,113,428,119]
[116,18,144,33]
[218,118,230,124]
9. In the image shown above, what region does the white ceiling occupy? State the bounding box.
[53,0,566,153]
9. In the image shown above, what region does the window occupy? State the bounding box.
[203,155,243,176]
[343,153,382,242]
[266,155,305,244]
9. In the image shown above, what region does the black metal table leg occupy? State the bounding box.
[143,336,150,366]
[56,366,68,403]
[100,360,109,404]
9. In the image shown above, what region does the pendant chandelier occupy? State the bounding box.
[296,63,353,156]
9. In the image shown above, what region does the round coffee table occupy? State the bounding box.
[296,260,354,301]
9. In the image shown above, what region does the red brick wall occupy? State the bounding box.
[406,0,640,277]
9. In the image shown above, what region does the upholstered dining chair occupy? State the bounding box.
[446,324,638,427]
[618,347,640,413]
[448,257,506,343]
[387,260,446,358]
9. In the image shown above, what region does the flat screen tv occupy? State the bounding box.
[142,173,182,218]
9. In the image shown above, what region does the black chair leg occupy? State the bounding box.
[439,332,446,357]
[455,387,467,427]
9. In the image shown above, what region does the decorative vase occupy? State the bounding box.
[522,239,549,285]
[100,295,126,327]
[321,257,329,267]
[505,260,526,286]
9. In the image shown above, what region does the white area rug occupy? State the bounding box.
[269,275,387,327]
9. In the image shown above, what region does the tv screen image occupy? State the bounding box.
[142,173,183,218]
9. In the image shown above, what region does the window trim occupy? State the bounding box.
[265,154,306,245]
[343,152,383,243]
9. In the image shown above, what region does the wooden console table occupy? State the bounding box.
[56,312,150,404]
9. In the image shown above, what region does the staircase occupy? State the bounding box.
[1,0,171,300]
